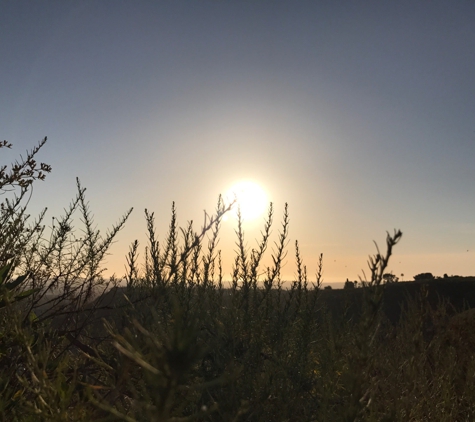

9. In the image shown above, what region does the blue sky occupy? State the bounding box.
[1,1,474,284]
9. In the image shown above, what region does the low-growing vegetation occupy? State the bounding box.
[1,138,474,421]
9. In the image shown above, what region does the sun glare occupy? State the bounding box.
[224,180,268,221]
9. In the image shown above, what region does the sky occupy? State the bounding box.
[1,0,474,286]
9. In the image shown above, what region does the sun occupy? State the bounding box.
[224,180,268,221]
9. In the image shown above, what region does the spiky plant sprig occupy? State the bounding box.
[0,137,51,194]
[249,203,273,285]
[201,195,226,288]
[0,138,51,268]
[233,206,250,287]
[266,202,289,290]
[344,229,403,420]
[125,240,140,290]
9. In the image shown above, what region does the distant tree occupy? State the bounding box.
[383,273,399,283]
[413,272,434,281]
[444,273,449,279]
[344,278,355,289]
[324,285,332,290]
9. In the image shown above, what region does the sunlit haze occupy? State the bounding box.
[224,180,268,221]
[1,1,474,286]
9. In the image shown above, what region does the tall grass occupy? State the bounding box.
[1,138,474,421]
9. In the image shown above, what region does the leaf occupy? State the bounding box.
[0,263,12,285]
[28,311,38,323]
[13,287,40,301]
[5,273,29,290]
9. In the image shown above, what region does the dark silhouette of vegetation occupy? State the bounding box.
[1,137,475,421]
[344,278,356,289]
[414,272,435,281]
[382,272,398,283]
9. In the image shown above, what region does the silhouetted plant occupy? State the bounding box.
[0,138,132,419]
[383,272,398,283]
[414,272,435,281]
[3,137,475,421]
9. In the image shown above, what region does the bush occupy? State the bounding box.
[414,272,435,281]
[0,138,132,419]
[2,137,475,421]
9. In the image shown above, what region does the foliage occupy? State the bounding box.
[0,137,51,267]
[0,138,132,419]
[414,272,435,281]
[382,272,398,283]
[0,262,38,309]
[2,137,475,421]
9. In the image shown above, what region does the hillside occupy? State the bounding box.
[320,277,475,324]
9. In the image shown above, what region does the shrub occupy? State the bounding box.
[2,137,475,421]
[0,138,132,419]
[414,272,435,281]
